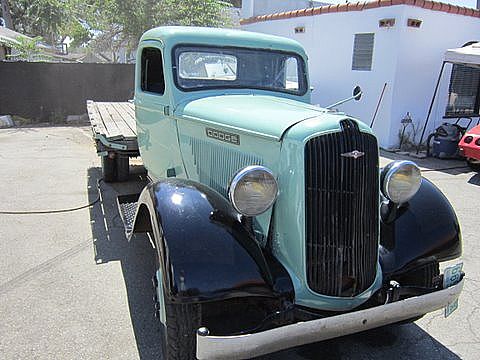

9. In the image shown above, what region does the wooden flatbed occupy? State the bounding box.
[86,100,140,182]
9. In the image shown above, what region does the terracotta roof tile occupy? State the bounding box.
[239,0,480,25]
[364,1,378,9]
[416,0,426,8]
[423,0,433,10]
[465,8,475,16]
[337,3,349,12]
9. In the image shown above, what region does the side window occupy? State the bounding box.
[141,47,165,94]
[445,64,480,117]
[352,33,374,71]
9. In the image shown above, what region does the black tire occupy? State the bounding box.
[101,156,117,182]
[116,155,129,182]
[467,158,480,172]
[163,302,202,360]
[154,255,202,360]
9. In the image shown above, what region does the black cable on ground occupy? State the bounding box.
[0,179,103,215]
[0,164,472,215]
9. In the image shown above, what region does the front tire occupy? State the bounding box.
[164,302,202,360]
[154,261,202,360]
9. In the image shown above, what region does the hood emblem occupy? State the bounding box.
[341,150,365,159]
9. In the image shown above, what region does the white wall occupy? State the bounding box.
[390,7,480,147]
[243,5,480,148]
[243,6,404,146]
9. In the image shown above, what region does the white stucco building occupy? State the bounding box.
[241,0,480,149]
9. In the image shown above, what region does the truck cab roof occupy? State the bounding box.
[140,26,307,58]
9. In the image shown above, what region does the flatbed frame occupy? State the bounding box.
[86,100,140,181]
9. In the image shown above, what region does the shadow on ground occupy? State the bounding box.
[87,166,460,360]
[467,172,480,186]
[255,323,460,360]
[380,150,471,176]
[87,166,163,360]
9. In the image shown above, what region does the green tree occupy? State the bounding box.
[2,0,233,62]
[6,36,51,61]
[110,0,232,48]
[5,0,70,46]
[83,0,232,62]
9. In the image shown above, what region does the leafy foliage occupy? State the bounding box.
[7,36,52,61]
[1,0,234,62]
[6,1,69,44]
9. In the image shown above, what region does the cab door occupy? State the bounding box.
[135,41,184,180]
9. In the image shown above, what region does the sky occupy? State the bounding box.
[324,0,477,8]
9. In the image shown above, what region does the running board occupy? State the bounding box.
[117,193,140,238]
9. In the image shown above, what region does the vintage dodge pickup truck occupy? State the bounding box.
[108,27,464,359]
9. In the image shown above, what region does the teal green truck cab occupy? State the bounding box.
[124,27,464,359]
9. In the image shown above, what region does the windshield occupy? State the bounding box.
[173,46,307,95]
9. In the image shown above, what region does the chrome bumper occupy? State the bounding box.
[196,279,464,360]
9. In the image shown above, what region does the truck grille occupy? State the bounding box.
[305,119,379,297]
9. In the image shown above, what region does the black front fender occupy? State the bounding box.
[380,178,462,276]
[131,178,293,304]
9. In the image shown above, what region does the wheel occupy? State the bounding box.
[116,155,129,182]
[101,155,117,182]
[467,158,480,172]
[153,256,202,360]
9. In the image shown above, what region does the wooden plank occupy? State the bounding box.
[103,103,136,139]
[118,102,136,121]
[110,103,137,136]
[87,100,108,137]
[96,104,123,140]
[117,102,137,134]
[96,102,125,140]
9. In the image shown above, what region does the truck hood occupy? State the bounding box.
[175,94,326,141]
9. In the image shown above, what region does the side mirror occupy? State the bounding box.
[353,86,362,101]
[326,85,363,109]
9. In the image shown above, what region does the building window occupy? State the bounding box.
[445,64,480,117]
[141,47,165,94]
[352,33,374,71]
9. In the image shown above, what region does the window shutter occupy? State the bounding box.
[352,33,375,71]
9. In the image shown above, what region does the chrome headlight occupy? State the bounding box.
[381,160,421,204]
[228,165,278,216]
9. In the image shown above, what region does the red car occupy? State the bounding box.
[459,124,480,171]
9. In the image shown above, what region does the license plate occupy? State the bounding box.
[443,262,463,318]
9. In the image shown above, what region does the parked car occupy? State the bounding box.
[98,27,464,360]
[459,123,480,171]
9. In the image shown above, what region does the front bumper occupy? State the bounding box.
[460,144,480,160]
[196,278,464,360]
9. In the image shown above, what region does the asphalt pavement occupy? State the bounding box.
[0,125,478,359]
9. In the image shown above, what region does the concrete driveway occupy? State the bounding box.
[0,125,478,359]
